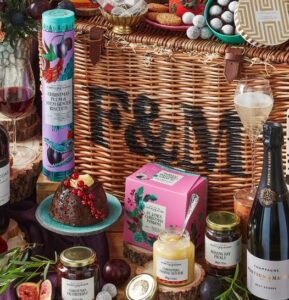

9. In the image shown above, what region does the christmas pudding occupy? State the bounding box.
[49,173,109,226]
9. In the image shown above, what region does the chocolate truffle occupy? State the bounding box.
[210,18,223,31]
[209,5,222,16]
[221,24,234,35]
[228,1,238,13]
[221,10,234,23]
[186,26,201,39]
[182,12,195,25]
[201,26,213,39]
[217,0,230,6]
[193,14,206,28]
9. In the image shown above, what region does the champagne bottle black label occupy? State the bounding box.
[247,122,289,300]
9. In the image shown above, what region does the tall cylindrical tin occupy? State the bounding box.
[42,9,75,181]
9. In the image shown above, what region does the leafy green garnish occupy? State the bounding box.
[0,0,37,48]
[215,264,250,300]
[0,244,57,295]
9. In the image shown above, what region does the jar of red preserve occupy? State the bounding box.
[57,246,100,300]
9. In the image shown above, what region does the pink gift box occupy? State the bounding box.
[123,163,208,251]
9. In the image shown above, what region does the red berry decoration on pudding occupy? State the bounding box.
[49,174,109,226]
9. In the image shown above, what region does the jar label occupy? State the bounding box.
[0,164,9,205]
[142,202,166,235]
[61,277,94,300]
[205,236,241,267]
[247,251,289,300]
[44,79,73,126]
[156,257,188,283]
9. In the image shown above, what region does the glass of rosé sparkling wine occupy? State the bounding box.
[233,77,273,241]
[0,62,37,168]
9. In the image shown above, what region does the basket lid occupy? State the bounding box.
[42,9,75,32]
[235,0,289,47]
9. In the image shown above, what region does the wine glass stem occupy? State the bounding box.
[12,118,17,156]
[250,137,257,191]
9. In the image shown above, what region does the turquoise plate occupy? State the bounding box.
[36,193,123,236]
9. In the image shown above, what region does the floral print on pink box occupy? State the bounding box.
[123,163,208,251]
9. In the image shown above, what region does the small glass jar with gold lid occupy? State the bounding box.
[153,226,195,287]
[205,211,242,276]
[57,246,100,300]
[126,273,158,300]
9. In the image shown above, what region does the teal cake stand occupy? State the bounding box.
[36,193,122,237]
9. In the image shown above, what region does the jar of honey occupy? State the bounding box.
[205,211,242,276]
[57,246,100,300]
[153,227,195,286]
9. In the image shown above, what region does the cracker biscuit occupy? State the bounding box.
[147,12,159,22]
[147,3,169,13]
[156,13,182,26]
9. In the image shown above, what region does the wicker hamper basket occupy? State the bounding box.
[39,15,289,211]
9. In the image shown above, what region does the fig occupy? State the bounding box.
[16,282,40,300]
[47,148,62,165]
[200,275,224,300]
[102,259,131,286]
[40,279,53,300]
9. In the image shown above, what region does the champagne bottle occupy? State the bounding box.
[0,124,9,234]
[247,122,289,300]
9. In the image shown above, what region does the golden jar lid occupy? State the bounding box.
[60,246,96,268]
[126,274,157,300]
[206,211,240,231]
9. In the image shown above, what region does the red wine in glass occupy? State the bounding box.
[0,87,34,118]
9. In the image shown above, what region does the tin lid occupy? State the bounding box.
[206,211,240,231]
[235,0,289,47]
[42,9,75,32]
[60,246,96,268]
[126,274,157,300]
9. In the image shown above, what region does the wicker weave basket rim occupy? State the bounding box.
[75,15,289,64]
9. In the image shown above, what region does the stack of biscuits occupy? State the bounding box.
[147,3,182,26]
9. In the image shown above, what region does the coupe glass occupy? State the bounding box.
[234,77,273,201]
[0,62,36,168]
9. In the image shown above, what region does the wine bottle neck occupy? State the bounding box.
[260,145,288,203]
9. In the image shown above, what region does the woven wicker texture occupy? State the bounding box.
[40,15,289,211]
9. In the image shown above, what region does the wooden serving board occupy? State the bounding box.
[123,242,153,266]
[10,136,42,203]
[0,107,40,141]
[136,261,205,300]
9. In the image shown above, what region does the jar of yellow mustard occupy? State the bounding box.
[153,227,195,286]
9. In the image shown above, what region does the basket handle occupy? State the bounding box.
[89,27,104,65]
[224,47,243,82]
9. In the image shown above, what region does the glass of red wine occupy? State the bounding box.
[0,62,36,168]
